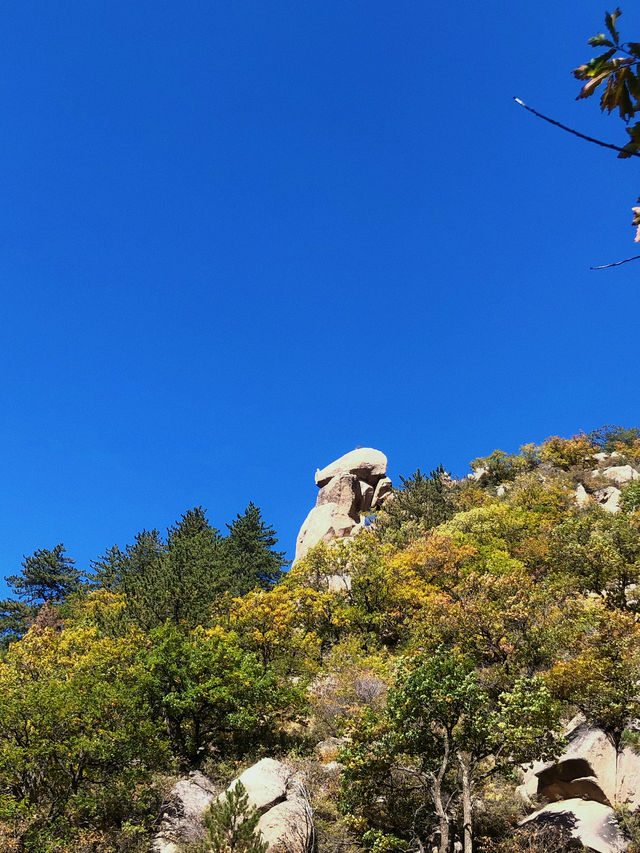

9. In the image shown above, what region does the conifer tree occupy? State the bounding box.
[0,544,83,645]
[194,782,268,853]
[223,503,287,595]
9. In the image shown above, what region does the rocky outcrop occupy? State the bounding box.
[295,448,392,561]
[519,718,640,811]
[315,448,388,488]
[152,760,313,853]
[521,799,626,853]
[518,718,640,851]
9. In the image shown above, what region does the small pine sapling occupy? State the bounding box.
[194,781,268,853]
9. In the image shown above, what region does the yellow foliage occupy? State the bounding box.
[538,434,598,469]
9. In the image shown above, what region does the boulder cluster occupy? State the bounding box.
[519,718,640,853]
[295,448,392,561]
[574,453,639,514]
[153,758,312,853]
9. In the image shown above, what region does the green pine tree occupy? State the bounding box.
[0,544,83,646]
[194,781,268,853]
[92,510,229,630]
[223,503,287,595]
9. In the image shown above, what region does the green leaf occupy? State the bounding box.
[605,8,622,45]
[589,33,614,48]
[573,49,617,80]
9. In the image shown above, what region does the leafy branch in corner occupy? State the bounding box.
[573,8,640,245]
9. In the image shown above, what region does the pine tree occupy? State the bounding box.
[194,782,268,853]
[0,544,83,646]
[223,503,287,595]
[92,510,228,630]
[5,544,83,606]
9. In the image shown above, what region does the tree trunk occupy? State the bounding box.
[432,783,450,853]
[457,752,473,853]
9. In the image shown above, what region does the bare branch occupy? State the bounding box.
[513,97,640,158]
[590,254,640,269]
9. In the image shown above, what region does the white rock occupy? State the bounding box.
[325,574,352,593]
[295,505,358,561]
[315,448,387,488]
[521,799,626,853]
[358,479,375,512]
[152,771,217,850]
[575,484,591,508]
[617,746,640,810]
[227,759,312,853]
[226,758,291,813]
[595,486,621,514]
[256,798,313,853]
[603,465,639,486]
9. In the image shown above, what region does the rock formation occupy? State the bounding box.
[520,799,626,853]
[152,759,313,853]
[295,448,392,561]
[517,717,640,852]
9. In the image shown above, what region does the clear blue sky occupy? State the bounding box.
[1,1,639,592]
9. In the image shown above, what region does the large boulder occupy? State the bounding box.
[227,758,291,813]
[595,486,621,514]
[617,745,640,810]
[603,465,639,486]
[227,759,313,853]
[520,799,626,853]
[315,448,387,488]
[519,718,640,818]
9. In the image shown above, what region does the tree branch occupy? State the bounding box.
[590,254,640,269]
[513,97,640,158]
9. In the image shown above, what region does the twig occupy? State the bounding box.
[513,97,640,158]
[590,254,640,269]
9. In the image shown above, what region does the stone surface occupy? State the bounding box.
[153,760,313,853]
[616,746,640,810]
[603,465,639,486]
[226,758,290,813]
[520,799,626,853]
[595,486,621,514]
[257,798,313,853]
[315,448,387,488]
[325,574,352,593]
[227,759,312,853]
[152,771,217,851]
[316,474,360,520]
[358,479,375,512]
[372,476,393,507]
[295,505,358,561]
[315,736,347,761]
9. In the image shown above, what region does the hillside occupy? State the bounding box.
[2,426,640,853]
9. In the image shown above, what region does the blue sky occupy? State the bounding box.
[1,1,639,591]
